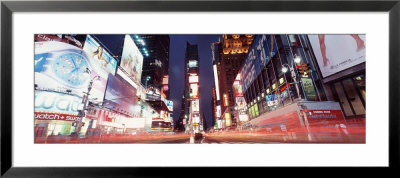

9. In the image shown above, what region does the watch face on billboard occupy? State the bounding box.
[34,41,108,102]
[120,35,144,85]
[308,34,366,78]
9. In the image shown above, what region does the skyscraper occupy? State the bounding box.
[213,35,254,129]
[183,42,201,133]
[134,35,170,95]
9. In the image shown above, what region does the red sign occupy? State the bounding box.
[34,112,81,121]
[302,109,346,127]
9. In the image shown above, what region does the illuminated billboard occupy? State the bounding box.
[146,86,161,101]
[233,80,243,97]
[162,75,169,85]
[83,35,118,75]
[104,73,138,117]
[35,90,84,116]
[223,94,229,106]
[190,83,199,99]
[34,41,108,102]
[192,113,200,124]
[120,35,144,85]
[188,60,198,68]
[216,105,221,118]
[167,100,174,112]
[240,34,278,92]
[308,34,366,78]
[235,97,247,110]
[35,34,87,49]
[191,99,200,112]
[189,74,199,83]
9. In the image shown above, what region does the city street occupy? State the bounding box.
[34,34,366,144]
[35,126,365,144]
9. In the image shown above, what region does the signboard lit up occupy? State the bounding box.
[308,34,366,78]
[191,100,200,112]
[120,35,144,84]
[189,74,199,83]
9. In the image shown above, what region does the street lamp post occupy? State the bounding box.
[281,55,302,101]
[75,68,101,136]
[145,76,151,89]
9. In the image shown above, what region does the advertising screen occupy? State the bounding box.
[192,113,200,124]
[216,105,221,118]
[189,74,199,83]
[190,83,199,99]
[120,35,144,85]
[35,34,87,49]
[35,41,108,102]
[104,73,138,117]
[188,60,198,68]
[308,34,366,78]
[266,94,278,107]
[191,99,200,112]
[167,100,173,112]
[146,86,161,101]
[233,80,243,97]
[301,78,318,101]
[235,97,247,110]
[83,35,118,75]
[35,90,84,116]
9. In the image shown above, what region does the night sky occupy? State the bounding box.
[94,34,221,130]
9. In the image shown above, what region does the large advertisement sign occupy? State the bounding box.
[301,78,318,101]
[240,34,278,93]
[308,34,366,78]
[35,34,87,49]
[104,73,138,117]
[233,80,243,97]
[120,35,144,85]
[235,97,247,110]
[266,94,279,107]
[146,86,161,101]
[35,41,108,102]
[83,35,118,75]
[189,74,199,83]
[191,99,200,112]
[192,113,200,124]
[190,83,199,99]
[35,90,84,116]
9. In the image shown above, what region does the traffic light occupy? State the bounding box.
[296,64,304,76]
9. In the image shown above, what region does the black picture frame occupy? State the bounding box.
[1,0,399,177]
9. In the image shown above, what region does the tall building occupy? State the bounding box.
[235,34,364,133]
[212,35,254,129]
[133,35,170,93]
[183,42,201,133]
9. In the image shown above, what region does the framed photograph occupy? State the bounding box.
[1,0,399,177]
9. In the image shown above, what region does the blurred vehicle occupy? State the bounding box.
[151,119,173,132]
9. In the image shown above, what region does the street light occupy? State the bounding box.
[75,68,101,135]
[145,75,151,89]
[281,55,302,102]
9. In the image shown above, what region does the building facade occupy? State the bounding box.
[212,35,254,129]
[183,42,202,133]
